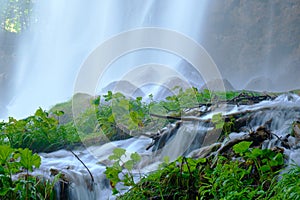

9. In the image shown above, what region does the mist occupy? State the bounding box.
[0,0,299,119]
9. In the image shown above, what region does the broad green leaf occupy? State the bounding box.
[197,158,207,164]
[233,141,252,155]
[19,148,41,171]
[0,145,13,165]
[109,148,126,161]
[215,122,225,129]
[251,148,263,158]
[124,160,134,171]
[271,153,284,166]
[261,165,271,172]
[130,152,141,162]
[212,113,222,123]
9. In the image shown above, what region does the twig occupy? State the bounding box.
[69,150,94,183]
[150,113,206,122]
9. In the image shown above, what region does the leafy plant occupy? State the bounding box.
[0,145,58,200]
[0,108,80,153]
[212,113,236,140]
[104,148,141,195]
[117,141,286,199]
[268,165,300,200]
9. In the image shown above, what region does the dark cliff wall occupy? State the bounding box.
[201,0,300,91]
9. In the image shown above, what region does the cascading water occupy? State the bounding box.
[35,93,300,199]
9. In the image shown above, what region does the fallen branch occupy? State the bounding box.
[150,113,205,122]
[188,93,275,109]
[69,150,94,183]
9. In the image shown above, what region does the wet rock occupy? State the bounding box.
[188,143,221,158]
[202,129,222,146]
[293,121,300,140]
[250,126,272,146]
[217,126,271,155]
[148,121,182,151]
[50,168,70,200]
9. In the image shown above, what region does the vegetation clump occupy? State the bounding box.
[105,141,299,200]
[0,108,80,153]
[0,145,59,199]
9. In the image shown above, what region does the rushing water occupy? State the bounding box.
[34,94,300,199]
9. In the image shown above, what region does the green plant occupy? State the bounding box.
[117,141,285,200]
[0,145,59,199]
[104,148,141,195]
[0,108,80,152]
[212,113,236,140]
[268,165,300,199]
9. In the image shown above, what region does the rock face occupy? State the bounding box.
[201,0,300,91]
[200,79,235,91]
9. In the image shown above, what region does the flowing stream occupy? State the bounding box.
[34,94,300,199]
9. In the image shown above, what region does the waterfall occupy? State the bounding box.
[2,1,299,119]
[4,0,299,199]
[9,0,211,119]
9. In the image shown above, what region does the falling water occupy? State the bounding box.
[8,0,211,119]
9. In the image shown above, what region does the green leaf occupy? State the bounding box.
[163,156,170,164]
[273,153,284,166]
[212,113,222,123]
[104,91,113,102]
[136,97,142,102]
[251,148,263,158]
[261,165,271,172]
[215,122,225,129]
[109,148,126,161]
[124,160,134,171]
[0,145,13,165]
[54,110,64,116]
[233,141,252,155]
[19,148,41,171]
[197,158,207,164]
[130,152,141,162]
[0,187,11,196]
